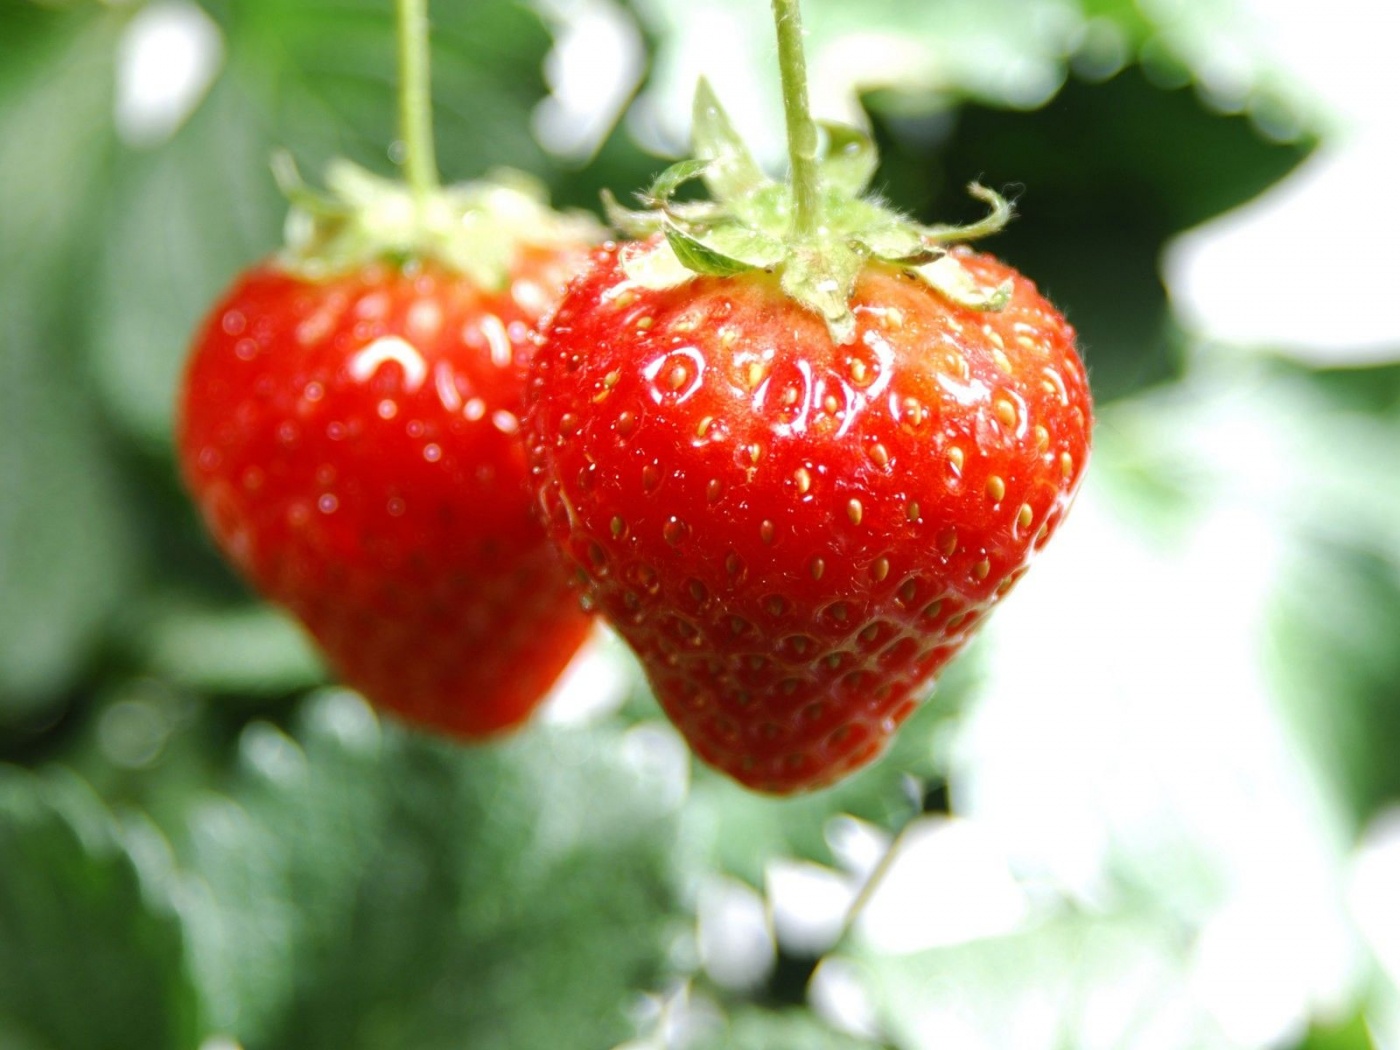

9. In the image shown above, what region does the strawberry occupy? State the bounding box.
[525,70,1091,792]
[179,162,602,738]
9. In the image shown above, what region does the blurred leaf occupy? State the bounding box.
[692,1006,883,1050]
[142,600,326,698]
[850,908,1233,1050]
[1291,1011,1376,1050]
[270,719,684,1050]
[220,0,553,175]
[0,766,200,1049]
[159,689,686,1049]
[174,691,388,1044]
[0,6,136,722]
[89,75,284,446]
[869,65,1313,402]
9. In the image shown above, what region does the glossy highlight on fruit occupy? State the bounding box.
[179,248,594,738]
[527,240,1092,792]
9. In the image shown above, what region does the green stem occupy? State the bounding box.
[771,0,821,238]
[834,817,914,950]
[396,0,439,202]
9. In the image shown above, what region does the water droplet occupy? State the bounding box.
[377,398,397,420]
[221,310,246,336]
[492,410,519,435]
[318,493,338,514]
[423,443,442,463]
[387,497,406,516]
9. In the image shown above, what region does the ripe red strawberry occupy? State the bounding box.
[179,167,599,738]
[527,239,1090,791]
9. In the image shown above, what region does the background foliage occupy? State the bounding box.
[2,0,1398,1047]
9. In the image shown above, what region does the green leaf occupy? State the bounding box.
[0,7,136,721]
[912,255,1013,311]
[645,157,713,205]
[692,78,769,204]
[665,223,760,277]
[0,767,200,1049]
[156,687,687,1049]
[174,692,387,1044]
[817,122,877,197]
[263,717,686,1050]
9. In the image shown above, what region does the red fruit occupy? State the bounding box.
[527,241,1091,792]
[179,245,594,738]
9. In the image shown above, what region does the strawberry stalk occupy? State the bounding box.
[772,0,821,240]
[269,0,599,284]
[602,0,1017,344]
[396,0,440,204]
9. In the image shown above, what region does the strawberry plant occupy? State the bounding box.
[526,0,1092,792]
[177,0,598,738]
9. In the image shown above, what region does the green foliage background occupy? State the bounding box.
[1,1,1397,1048]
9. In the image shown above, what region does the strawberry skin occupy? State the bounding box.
[527,242,1092,792]
[179,249,593,738]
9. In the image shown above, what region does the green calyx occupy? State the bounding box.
[273,154,602,289]
[605,80,1014,344]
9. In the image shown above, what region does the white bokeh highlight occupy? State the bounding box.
[115,0,223,147]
